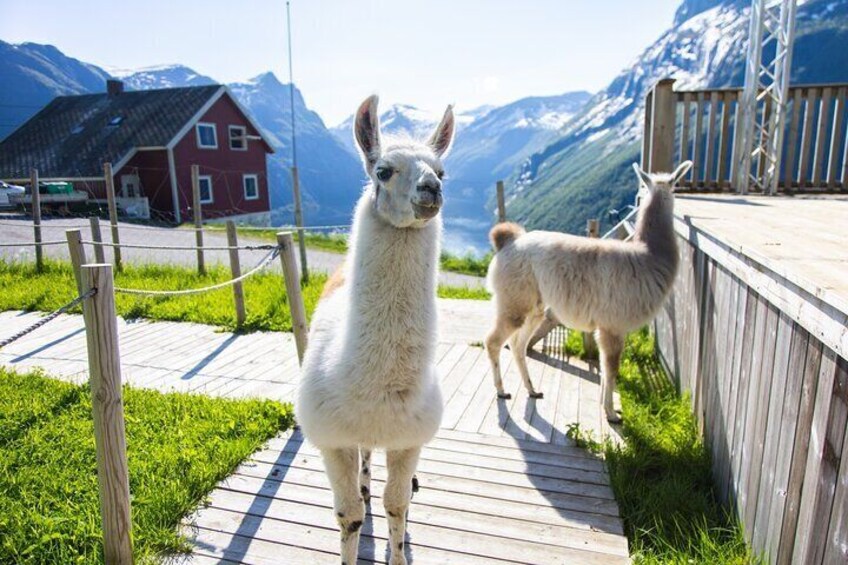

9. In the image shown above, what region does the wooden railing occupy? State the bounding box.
[642,79,848,192]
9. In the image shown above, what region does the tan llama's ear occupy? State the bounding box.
[632,162,652,189]
[354,95,381,171]
[671,160,693,187]
[429,104,455,158]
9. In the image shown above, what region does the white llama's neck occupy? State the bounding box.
[344,189,441,389]
[634,191,679,279]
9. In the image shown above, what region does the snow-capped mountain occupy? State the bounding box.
[0,40,110,139]
[114,64,216,90]
[506,0,848,236]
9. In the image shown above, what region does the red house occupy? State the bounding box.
[0,79,274,224]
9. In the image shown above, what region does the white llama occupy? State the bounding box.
[484,161,692,423]
[296,95,454,565]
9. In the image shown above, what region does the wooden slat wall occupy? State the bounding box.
[666,84,848,192]
[654,231,848,564]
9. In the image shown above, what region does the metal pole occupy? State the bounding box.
[286,1,308,281]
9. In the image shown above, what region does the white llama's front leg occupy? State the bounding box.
[359,447,372,503]
[485,320,519,399]
[322,447,365,564]
[596,329,625,424]
[384,447,421,565]
[509,310,546,398]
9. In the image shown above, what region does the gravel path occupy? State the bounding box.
[0,217,485,288]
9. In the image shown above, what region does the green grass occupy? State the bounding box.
[0,367,293,564]
[205,225,494,277]
[565,328,755,564]
[0,259,488,334]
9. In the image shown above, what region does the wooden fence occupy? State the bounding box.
[642,79,848,191]
[653,217,848,564]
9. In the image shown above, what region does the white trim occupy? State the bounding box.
[198,175,214,204]
[195,122,218,149]
[167,148,180,223]
[166,87,226,150]
[242,174,259,200]
[228,124,248,151]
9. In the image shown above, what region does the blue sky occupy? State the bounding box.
[0,0,681,125]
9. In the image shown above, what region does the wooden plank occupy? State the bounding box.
[791,348,845,564]
[776,338,824,564]
[798,88,819,189]
[812,87,833,188]
[442,343,495,429]
[827,87,846,189]
[424,436,605,472]
[496,180,506,222]
[649,79,677,173]
[741,303,779,542]
[824,363,848,564]
[693,92,705,186]
[717,91,734,189]
[103,162,122,271]
[680,92,692,180]
[277,232,308,363]
[750,310,793,555]
[707,262,732,500]
[225,220,246,327]
[704,90,720,187]
[783,88,803,189]
[188,527,338,565]
[30,169,42,271]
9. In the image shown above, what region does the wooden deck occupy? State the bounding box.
[0,300,629,564]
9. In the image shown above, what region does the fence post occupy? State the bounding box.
[226,220,246,327]
[277,231,308,364]
[89,216,106,263]
[65,229,87,296]
[191,165,205,275]
[582,219,600,365]
[290,166,309,282]
[647,78,677,173]
[31,169,43,272]
[103,163,122,272]
[80,263,133,563]
[496,180,506,223]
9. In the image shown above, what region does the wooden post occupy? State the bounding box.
[277,231,308,364]
[290,166,308,282]
[496,180,506,223]
[80,264,133,563]
[191,165,205,275]
[582,219,600,364]
[31,169,43,271]
[226,221,246,327]
[103,163,122,272]
[89,216,106,263]
[648,78,677,173]
[65,229,87,296]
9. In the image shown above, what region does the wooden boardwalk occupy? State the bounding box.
[0,301,629,564]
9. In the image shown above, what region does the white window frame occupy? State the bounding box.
[198,175,214,204]
[196,122,218,149]
[229,125,248,151]
[243,174,259,201]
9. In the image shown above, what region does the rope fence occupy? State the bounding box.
[0,239,68,247]
[79,240,279,252]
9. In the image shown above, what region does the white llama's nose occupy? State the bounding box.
[416,180,443,207]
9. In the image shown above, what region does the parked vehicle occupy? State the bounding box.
[0,181,25,209]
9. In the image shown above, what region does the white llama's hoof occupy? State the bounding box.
[411,476,419,493]
[497,392,512,400]
[360,484,371,503]
[529,391,544,399]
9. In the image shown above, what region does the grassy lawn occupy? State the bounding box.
[0,367,293,563]
[0,259,488,333]
[565,328,755,564]
[202,225,494,277]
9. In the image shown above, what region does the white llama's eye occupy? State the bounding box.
[436,170,445,180]
[376,167,393,182]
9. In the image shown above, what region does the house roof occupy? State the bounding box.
[0,85,271,179]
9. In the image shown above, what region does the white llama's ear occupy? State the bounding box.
[429,104,455,158]
[671,160,693,186]
[632,163,653,189]
[354,95,381,171]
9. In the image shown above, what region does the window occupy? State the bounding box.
[198,175,213,204]
[229,125,247,150]
[196,123,217,149]
[243,174,259,200]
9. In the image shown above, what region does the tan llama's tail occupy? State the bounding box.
[489,222,526,251]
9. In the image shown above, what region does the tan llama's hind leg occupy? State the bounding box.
[508,308,546,398]
[596,329,625,423]
[359,447,372,503]
[485,315,522,399]
[322,447,365,564]
[384,447,421,565]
